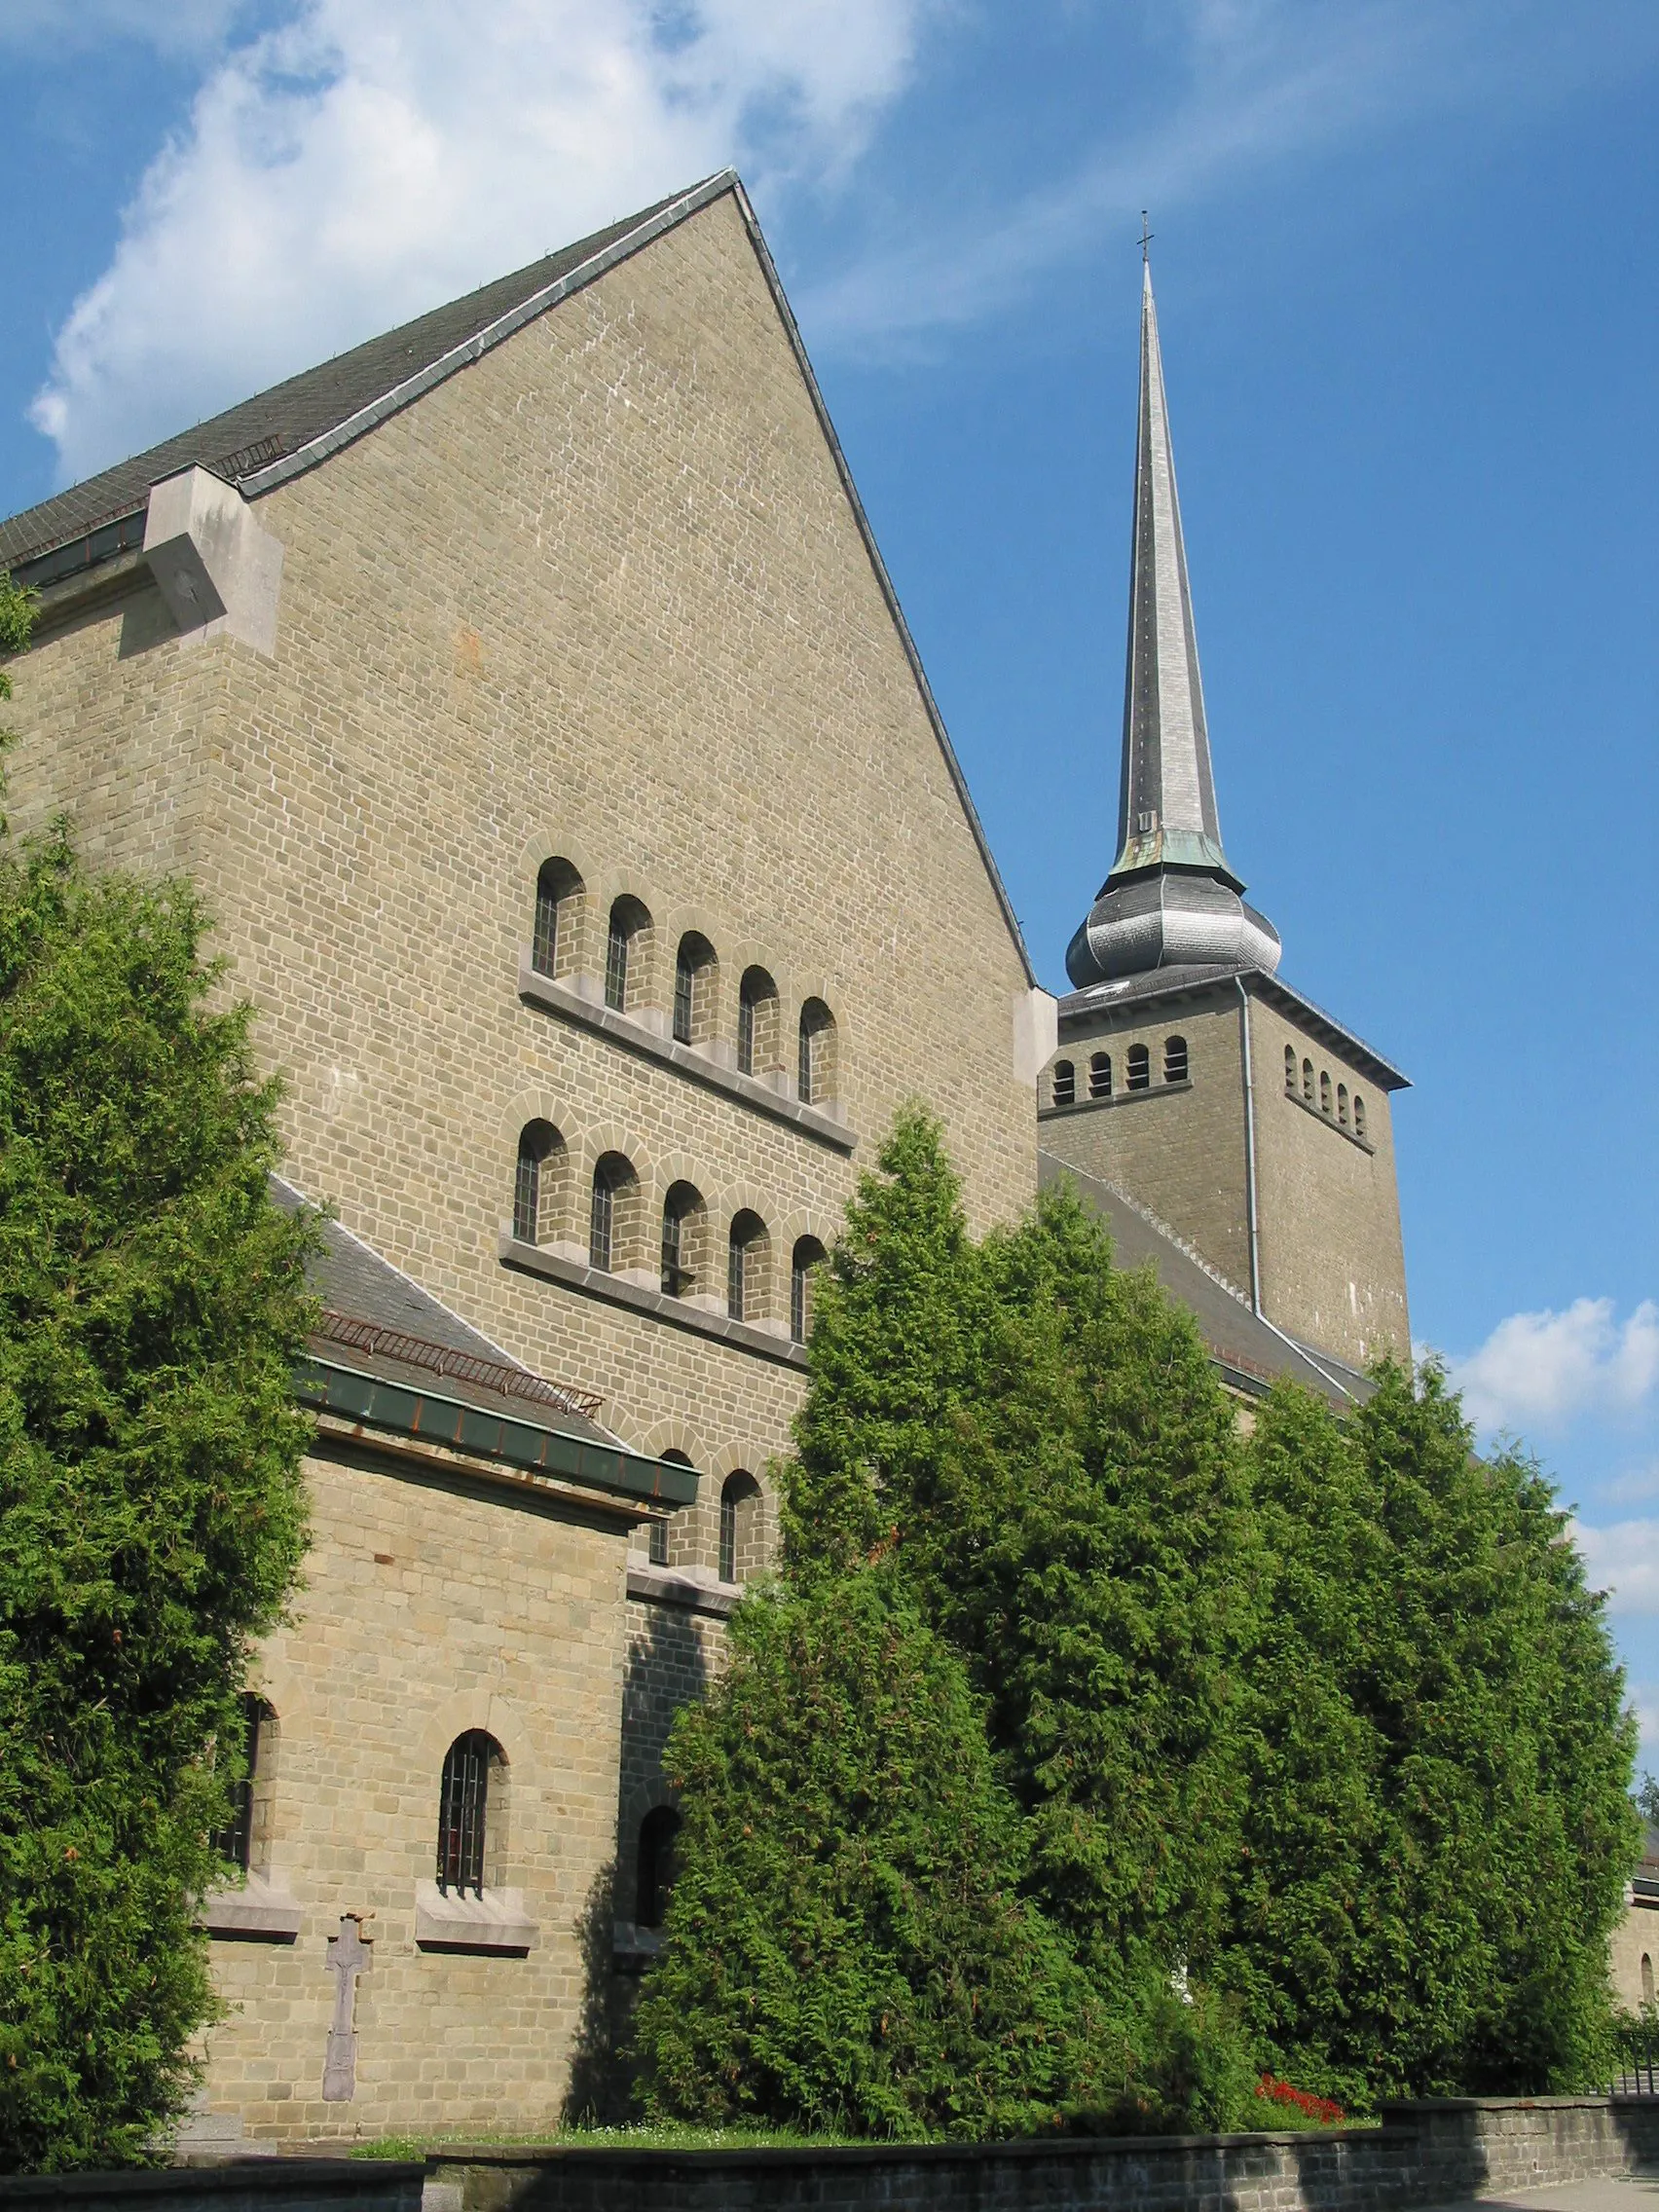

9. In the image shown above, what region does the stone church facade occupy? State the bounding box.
[1,175,1418,2145]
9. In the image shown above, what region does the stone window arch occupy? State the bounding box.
[212,1693,276,1875]
[1353,1093,1367,1140]
[1302,1056,1314,1101]
[737,966,780,1080]
[650,1451,694,1568]
[437,1731,506,1899]
[1051,1059,1076,1108]
[513,1120,565,1246]
[533,858,583,980]
[791,1235,827,1344]
[797,998,837,1107]
[719,1470,763,1585]
[1088,1051,1112,1100]
[673,932,718,1048]
[660,1181,706,1300]
[1164,1035,1189,1084]
[1319,1071,1333,1116]
[727,1209,770,1324]
[605,896,650,1014]
[1127,1043,1151,1091]
[589,1151,639,1273]
[1284,1045,1297,1091]
[636,1805,681,1931]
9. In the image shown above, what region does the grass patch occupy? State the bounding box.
[350,2120,871,2159]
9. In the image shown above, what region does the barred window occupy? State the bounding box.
[791,1235,826,1344]
[738,967,778,1079]
[211,1693,267,1873]
[1088,1051,1112,1100]
[719,1470,762,1585]
[513,1120,561,1246]
[1051,1059,1075,1107]
[1164,1035,1189,1084]
[673,933,716,1047]
[437,1731,498,1898]
[1127,1044,1151,1090]
[636,1806,682,1930]
[533,859,582,979]
[606,897,649,1014]
[727,1210,767,1323]
[660,1182,702,1298]
[590,1152,635,1272]
[798,999,836,1106]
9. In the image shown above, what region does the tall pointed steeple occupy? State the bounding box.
[1066,260,1280,988]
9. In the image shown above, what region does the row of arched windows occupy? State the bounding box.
[514,1122,827,1341]
[1050,1035,1188,1108]
[534,861,839,1108]
[1285,1048,1367,1138]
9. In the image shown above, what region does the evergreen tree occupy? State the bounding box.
[630,1572,1103,2138]
[0,798,315,2170]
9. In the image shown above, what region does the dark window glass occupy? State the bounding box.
[211,1694,263,1872]
[797,1014,814,1104]
[1164,1035,1189,1084]
[513,1122,557,1245]
[727,1230,747,1322]
[1088,1051,1112,1099]
[590,1165,616,1271]
[636,1806,681,1930]
[737,991,756,1075]
[437,1731,493,1897]
[533,868,560,977]
[719,1482,737,1582]
[660,1193,696,1297]
[673,948,694,1044]
[605,912,630,1011]
[648,1518,669,1567]
[1051,1060,1075,1107]
[1127,1044,1151,1090]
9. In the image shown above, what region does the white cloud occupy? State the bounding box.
[28,0,929,484]
[1448,1298,1659,1436]
[1572,1524,1659,1620]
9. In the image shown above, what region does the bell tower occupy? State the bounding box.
[1041,255,1411,1373]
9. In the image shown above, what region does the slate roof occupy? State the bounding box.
[1038,1153,1371,1410]
[0,185,698,573]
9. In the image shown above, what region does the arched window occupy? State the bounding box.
[1302,1057,1314,1101]
[211,1693,272,1873]
[437,1731,502,1899]
[636,1806,682,1931]
[1338,1083,1349,1127]
[605,897,649,1014]
[1088,1051,1112,1100]
[791,1235,826,1344]
[1051,1059,1075,1108]
[719,1470,762,1585]
[1353,1093,1367,1140]
[672,933,717,1047]
[532,859,582,979]
[651,1452,693,1568]
[798,999,837,1107]
[737,966,779,1079]
[1643,1953,1654,2007]
[1127,1043,1151,1091]
[660,1181,704,1299]
[1284,1045,1297,1091]
[1164,1035,1189,1084]
[727,1210,768,1323]
[1319,1071,1333,1115]
[513,1120,563,1246]
[590,1152,636,1272]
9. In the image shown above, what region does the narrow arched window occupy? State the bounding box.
[606,897,649,1014]
[636,1806,682,1931]
[1303,1057,1314,1101]
[1051,1059,1075,1108]
[651,1452,693,1568]
[660,1182,703,1299]
[1088,1051,1112,1100]
[798,999,837,1107]
[1643,1953,1654,2007]
[513,1120,562,1246]
[590,1152,635,1272]
[437,1731,499,1898]
[533,859,582,979]
[1353,1093,1367,1139]
[1284,1045,1297,1091]
[1127,1043,1151,1091]
[1319,1071,1333,1115]
[737,966,779,1079]
[1164,1035,1189,1084]
[673,933,717,1048]
[719,1470,762,1585]
[791,1235,826,1343]
[1338,1083,1349,1127]
[211,1693,270,1873]
[727,1210,767,1323]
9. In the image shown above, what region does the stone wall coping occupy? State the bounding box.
[626,1563,740,1617]
[413,1878,537,1954]
[518,958,856,1154]
[1283,1085,1377,1155]
[199,1871,302,1942]
[425,2127,1380,2171]
[499,1235,809,1371]
[1040,1080,1193,1121]
[0,2162,424,2202]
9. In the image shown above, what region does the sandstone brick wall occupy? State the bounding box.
[1610,1899,1659,2010]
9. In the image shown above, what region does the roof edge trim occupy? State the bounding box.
[721,179,1037,988]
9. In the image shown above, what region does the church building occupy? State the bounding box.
[0,171,1412,2144]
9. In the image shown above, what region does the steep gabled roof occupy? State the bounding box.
[2,171,1034,984]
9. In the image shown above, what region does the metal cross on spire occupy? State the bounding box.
[1140,209,1153,264]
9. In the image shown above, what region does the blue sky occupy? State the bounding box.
[4,0,1657,1741]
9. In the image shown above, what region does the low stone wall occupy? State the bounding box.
[0,2159,424,2212]
[423,2097,1659,2212]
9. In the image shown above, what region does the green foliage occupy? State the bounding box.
[631,1572,1103,2139]
[0,572,38,828]
[1222,1365,1639,2105]
[0,821,316,2171]
[1635,1775,1659,1825]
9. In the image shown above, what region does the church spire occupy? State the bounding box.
[1066,254,1281,989]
